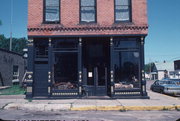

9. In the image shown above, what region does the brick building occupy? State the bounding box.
[26,0,148,98]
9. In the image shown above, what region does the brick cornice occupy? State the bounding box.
[28,25,148,32]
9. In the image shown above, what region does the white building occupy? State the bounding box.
[150,62,174,80]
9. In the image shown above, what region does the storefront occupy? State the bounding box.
[26,36,147,98]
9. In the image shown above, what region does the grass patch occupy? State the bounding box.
[28,99,32,102]
[0,85,25,95]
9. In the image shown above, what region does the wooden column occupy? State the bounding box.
[140,37,147,96]
[78,38,82,97]
[110,37,115,97]
[26,38,34,98]
[48,38,52,97]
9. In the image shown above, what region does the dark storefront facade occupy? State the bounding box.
[26,36,147,98]
[26,0,148,98]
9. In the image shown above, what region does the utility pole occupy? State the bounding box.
[10,0,13,51]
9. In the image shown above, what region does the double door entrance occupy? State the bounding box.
[82,38,110,96]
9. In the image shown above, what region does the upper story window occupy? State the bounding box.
[44,0,60,23]
[80,0,96,23]
[115,0,131,22]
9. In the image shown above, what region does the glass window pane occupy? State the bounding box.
[46,7,59,21]
[114,51,140,89]
[114,38,138,48]
[53,53,78,90]
[35,39,49,58]
[115,0,129,6]
[81,6,95,11]
[53,39,78,49]
[46,0,59,6]
[116,6,129,11]
[116,6,130,21]
[45,0,59,22]
[81,12,95,22]
[80,0,96,22]
[116,11,129,21]
[81,0,95,6]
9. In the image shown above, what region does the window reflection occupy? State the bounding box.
[114,51,140,89]
[114,38,138,49]
[34,39,48,58]
[45,0,60,22]
[52,39,78,90]
[52,53,78,90]
[80,0,96,23]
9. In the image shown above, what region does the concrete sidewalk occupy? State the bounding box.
[0,91,180,111]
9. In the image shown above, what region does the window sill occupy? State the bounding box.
[42,21,60,24]
[114,21,133,24]
[79,21,97,25]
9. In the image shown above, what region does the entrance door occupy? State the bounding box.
[82,38,110,96]
[94,66,107,96]
[83,66,107,96]
[34,64,48,97]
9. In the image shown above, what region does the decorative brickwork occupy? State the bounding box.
[28,0,148,36]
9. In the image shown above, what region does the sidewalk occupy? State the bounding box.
[1,91,180,111]
[0,86,10,90]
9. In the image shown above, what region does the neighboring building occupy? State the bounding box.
[174,60,180,78]
[151,62,174,80]
[174,60,180,70]
[0,48,26,86]
[26,0,148,98]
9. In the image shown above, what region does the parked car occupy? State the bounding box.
[150,79,180,96]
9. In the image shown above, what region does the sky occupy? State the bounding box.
[0,0,180,63]
[0,0,27,38]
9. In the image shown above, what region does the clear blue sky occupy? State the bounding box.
[0,0,27,38]
[0,0,180,63]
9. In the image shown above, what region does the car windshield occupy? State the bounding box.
[158,79,180,85]
[159,81,168,85]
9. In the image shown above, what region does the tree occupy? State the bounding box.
[145,63,154,73]
[12,37,27,54]
[0,35,9,49]
[0,35,27,54]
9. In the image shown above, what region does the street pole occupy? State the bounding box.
[10,0,13,51]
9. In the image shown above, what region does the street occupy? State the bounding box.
[0,110,180,121]
[0,80,180,120]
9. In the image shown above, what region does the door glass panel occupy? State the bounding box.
[114,51,140,89]
[97,67,106,86]
[87,67,94,86]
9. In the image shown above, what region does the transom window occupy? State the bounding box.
[44,0,60,23]
[114,38,138,49]
[115,0,131,22]
[80,0,96,23]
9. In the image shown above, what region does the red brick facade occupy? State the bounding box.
[28,0,148,36]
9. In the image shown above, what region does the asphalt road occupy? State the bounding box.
[0,110,180,121]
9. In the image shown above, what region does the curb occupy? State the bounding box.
[4,103,180,111]
[71,105,180,111]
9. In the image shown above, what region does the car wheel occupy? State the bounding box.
[150,87,153,91]
[160,89,164,94]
